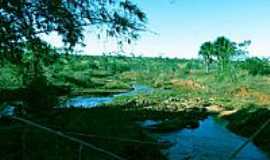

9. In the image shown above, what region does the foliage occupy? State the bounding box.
[0,0,147,62]
[0,108,167,160]
[0,62,23,88]
[198,36,251,81]
[24,74,58,112]
[103,80,130,89]
[199,41,214,73]
[241,57,270,75]
[1,53,270,157]
[0,0,147,112]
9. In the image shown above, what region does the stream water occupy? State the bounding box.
[64,85,269,160]
[64,84,153,108]
[156,117,269,160]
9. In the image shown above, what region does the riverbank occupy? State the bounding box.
[1,55,269,159]
[1,84,269,160]
[105,86,270,158]
[224,107,270,156]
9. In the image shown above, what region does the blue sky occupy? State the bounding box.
[44,0,270,58]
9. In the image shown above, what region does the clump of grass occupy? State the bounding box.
[103,80,131,89]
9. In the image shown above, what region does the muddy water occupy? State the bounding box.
[157,117,269,160]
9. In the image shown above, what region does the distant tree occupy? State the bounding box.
[207,36,250,71]
[235,40,251,59]
[213,37,238,71]
[199,41,214,73]
[198,36,251,81]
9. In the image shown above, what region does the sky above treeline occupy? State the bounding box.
[43,0,270,58]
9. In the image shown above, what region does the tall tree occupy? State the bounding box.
[199,41,214,73]
[213,36,237,71]
[199,37,251,79]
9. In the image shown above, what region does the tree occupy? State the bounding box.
[198,36,251,81]
[0,0,147,75]
[199,41,214,73]
[213,36,237,71]
[0,0,147,111]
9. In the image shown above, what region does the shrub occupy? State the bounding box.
[24,75,58,113]
[241,57,270,75]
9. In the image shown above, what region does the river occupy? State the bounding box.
[64,85,269,160]
[156,116,269,160]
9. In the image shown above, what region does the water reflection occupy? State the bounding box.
[158,117,269,160]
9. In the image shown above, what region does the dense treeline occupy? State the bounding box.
[1,51,269,91]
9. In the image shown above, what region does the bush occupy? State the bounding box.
[24,75,58,113]
[241,57,270,75]
[0,63,23,88]
[103,80,130,89]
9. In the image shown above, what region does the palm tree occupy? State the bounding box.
[199,41,214,73]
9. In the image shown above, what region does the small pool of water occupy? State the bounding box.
[64,84,153,108]
[65,96,113,108]
[138,120,162,128]
[156,117,269,160]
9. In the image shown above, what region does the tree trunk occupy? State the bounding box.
[32,46,42,80]
[205,59,209,73]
